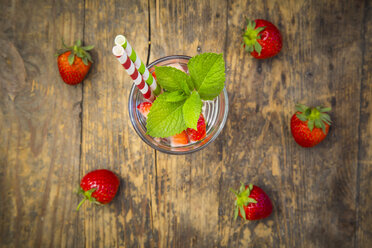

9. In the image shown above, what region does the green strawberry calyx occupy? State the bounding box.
[230,182,257,220]
[242,19,265,55]
[76,187,101,211]
[56,39,94,66]
[296,104,332,134]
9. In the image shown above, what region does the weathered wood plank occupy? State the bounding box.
[80,0,156,247]
[221,0,365,247]
[150,0,368,247]
[0,0,84,247]
[149,0,228,247]
[356,0,372,247]
[1,0,371,247]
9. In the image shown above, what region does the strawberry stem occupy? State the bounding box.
[242,19,265,54]
[295,104,332,134]
[231,182,257,220]
[76,187,97,211]
[76,198,87,211]
[56,39,94,65]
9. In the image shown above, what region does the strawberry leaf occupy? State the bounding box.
[247,198,257,204]
[320,107,331,112]
[296,113,307,122]
[234,207,239,220]
[82,57,88,66]
[240,206,246,220]
[321,114,331,124]
[249,184,253,191]
[82,45,94,51]
[295,104,308,113]
[68,53,75,65]
[321,122,326,134]
[314,119,323,129]
[240,182,245,193]
[57,39,94,64]
[62,38,69,49]
[77,50,84,58]
[86,53,93,63]
[307,119,314,131]
[255,42,262,54]
[229,188,238,196]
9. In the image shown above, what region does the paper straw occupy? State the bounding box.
[112,45,154,102]
[115,35,161,95]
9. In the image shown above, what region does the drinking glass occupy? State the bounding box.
[128,55,228,154]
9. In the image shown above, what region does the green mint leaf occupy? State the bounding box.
[154,66,189,93]
[146,94,187,138]
[180,76,191,95]
[186,76,194,90]
[183,91,202,130]
[163,90,187,102]
[188,53,225,100]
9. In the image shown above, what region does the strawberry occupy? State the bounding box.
[170,130,189,147]
[291,104,331,147]
[242,19,282,59]
[56,39,94,85]
[231,183,273,220]
[137,102,152,118]
[151,71,157,80]
[77,169,119,210]
[186,114,206,142]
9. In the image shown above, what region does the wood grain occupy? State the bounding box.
[150,0,370,247]
[221,1,365,247]
[80,0,155,247]
[149,0,228,247]
[0,0,371,247]
[356,0,372,247]
[0,0,85,247]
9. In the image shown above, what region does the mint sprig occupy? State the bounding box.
[183,91,202,130]
[154,66,191,93]
[188,53,225,100]
[146,94,187,138]
[146,53,225,138]
[163,91,187,102]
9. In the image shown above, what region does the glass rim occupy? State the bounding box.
[128,55,229,155]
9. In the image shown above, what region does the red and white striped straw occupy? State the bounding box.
[112,45,154,102]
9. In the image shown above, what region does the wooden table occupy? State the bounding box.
[1,0,371,247]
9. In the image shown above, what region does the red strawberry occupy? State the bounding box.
[186,114,206,142]
[231,183,273,220]
[137,102,152,118]
[151,71,157,80]
[291,104,331,147]
[56,39,94,85]
[170,130,189,147]
[242,19,282,59]
[77,169,119,210]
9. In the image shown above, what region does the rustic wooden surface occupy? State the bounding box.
[0,0,371,247]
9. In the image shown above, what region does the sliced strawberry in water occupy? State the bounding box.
[137,102,152,118]
[186,114,206,142]
[151,71,157,80]
[170,130,189,147]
